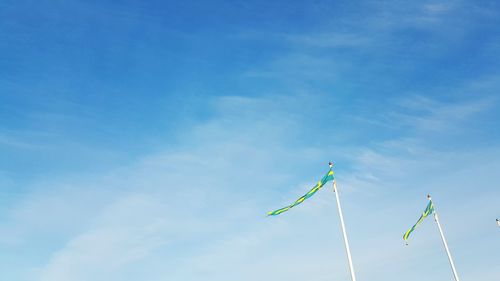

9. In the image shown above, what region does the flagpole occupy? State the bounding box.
[429,195,461,281]
[333,177,357,281]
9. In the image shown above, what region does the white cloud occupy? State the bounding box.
[424,3,452,14]
[1,90,499,281]
[393,95,495,131]
[38,195,169,281]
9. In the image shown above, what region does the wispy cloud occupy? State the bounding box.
[0,94,333,280]
[2,87,499,280]
[0,134,43,149]
[393,95,496,131]
[38,195,169,281]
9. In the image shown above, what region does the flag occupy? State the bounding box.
[403,200,434,242]
[267,167,334,216]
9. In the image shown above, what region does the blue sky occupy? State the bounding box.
[1,0,500,280]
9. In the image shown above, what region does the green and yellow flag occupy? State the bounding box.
[403,199,434,242]
[267,166,334,216]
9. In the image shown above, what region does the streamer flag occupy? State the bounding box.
[403,200,434,242]
[267,167,334,216]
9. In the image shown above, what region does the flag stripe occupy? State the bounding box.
[267,169,334,216]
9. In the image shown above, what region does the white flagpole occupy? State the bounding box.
[429,195,461,281]
[333,176,357,281]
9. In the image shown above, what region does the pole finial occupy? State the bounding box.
[427,194,432,200]
[329,162,334,168]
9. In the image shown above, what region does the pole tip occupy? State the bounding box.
[329,162,333,168]
[427,194,432,200]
